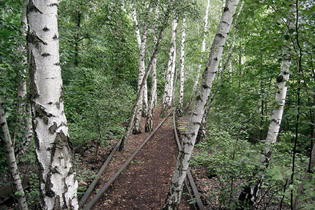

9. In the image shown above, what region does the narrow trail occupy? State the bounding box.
[84,108,190,209]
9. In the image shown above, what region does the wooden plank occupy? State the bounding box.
[82,110,173,210]
[173,112,205,210]
[79,138,123,207]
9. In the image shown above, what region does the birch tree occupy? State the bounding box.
[163,0,240,208]
[27,0,79,209]
[120,0,175,150]
[0,99,28,210]
[145,0,160,132]
[161,16,178,117]
[177,15,186,116]
[132,1,151,134]
[190,0,210,99]
[151,0,160,108]
[238,4,295,206]
[200,0,244,129]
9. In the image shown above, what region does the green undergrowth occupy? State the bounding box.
[191,114,312,209]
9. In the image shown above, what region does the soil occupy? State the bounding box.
[0,108,196,210]
[79,107,191,210]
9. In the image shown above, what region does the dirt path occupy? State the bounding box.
[84,108,190,209]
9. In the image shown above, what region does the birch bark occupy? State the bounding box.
[163,1,239,209]
[161,16,178,117]
[239,5,295,206]
[0,99,28,210]
[263,58,291,162]
[201,0,244,125]
[177,16,187,116]
[120,0,175,150]
[27,0,78,209]
[132,2,151,134]
[145,0,160,132]
[191,0,210,99]
[151,0,160,108]
[132,1,144,134]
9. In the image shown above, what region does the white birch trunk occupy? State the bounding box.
[170,17,178,104]
[191,0,210,98]
[151,56,158,108]
[151,0,160,108]
[145,0,160,132]
[15,0,33,157]
[27,1,78,209]
[131,2,142,50]
[262,59,290,163]
[261,3,295,170]
[162,17,178,117]
[0,99,28,210]
[177,16,186,115]
[163,1,239,209]
[143,80,148,116]
[243,51,291,205]
[239,6,295,205]
[131,1,144,134]
[201,0,244,125]
[132,2,151,133]
[120,0,175,150]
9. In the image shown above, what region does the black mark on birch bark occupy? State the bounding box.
[28,32,47,48]
[42,53,51,57]
[43,27,49,32]
[27,0,43,14]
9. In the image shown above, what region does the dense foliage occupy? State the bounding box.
[0,0,313,209]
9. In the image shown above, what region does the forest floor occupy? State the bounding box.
[78,107,191,209]
[0,107,211,209]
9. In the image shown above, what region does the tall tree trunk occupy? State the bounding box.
[15,0,33,157]
[132,2,151,134]
[151,0,159,108]
[190,0,210,100]
[238,4,295,206]
[120,0,175,150]
[27,1,79,209]
[161,16,178,117]
[162,1,239,209]
[151,0,161,98]
[200,0,244,138]
[177,15,187,116]
[131,1,144,134]
[0,99,28,210]
[145,0,160,132]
